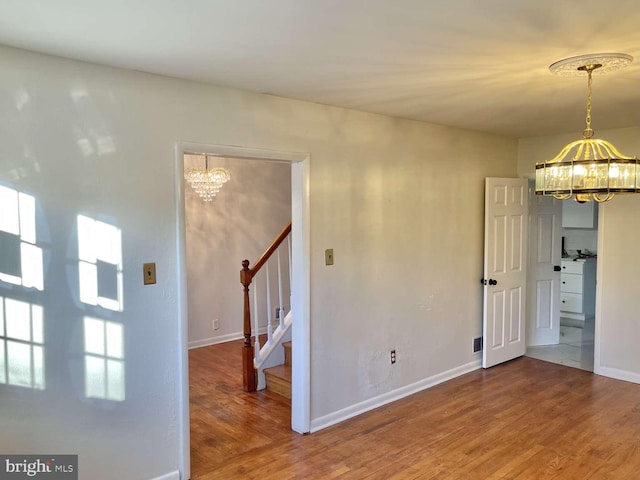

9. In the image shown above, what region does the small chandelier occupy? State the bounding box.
[535,53,639,203]
[184,155,231,202]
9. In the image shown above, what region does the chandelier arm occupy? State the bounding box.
[548,140,582,163]
[596,140,634,160]
[553,193,572,200]
[594,142,607,160]
[593,193,614,203]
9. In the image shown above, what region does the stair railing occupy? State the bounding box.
[240,222,292,392]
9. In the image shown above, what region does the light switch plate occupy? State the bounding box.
[325,249,334,265]
[143,262,156,285]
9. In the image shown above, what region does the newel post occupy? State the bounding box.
[240,259,256,392]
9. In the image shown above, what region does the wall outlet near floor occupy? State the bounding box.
[390,349,397,364]
[473,337,483,353]
[213,319,220,331]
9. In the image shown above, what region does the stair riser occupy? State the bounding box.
[264,372,292,399]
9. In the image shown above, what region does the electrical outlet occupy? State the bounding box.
[390,349,397,364]
[473,337,483,353]
[213,319,220,331]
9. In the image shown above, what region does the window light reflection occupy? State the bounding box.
[14,87,31,112]
[0,296,45,390]
[70,90,117,157]
[83,316,125,401]
[0,186,43,291]
[77,215,123,311]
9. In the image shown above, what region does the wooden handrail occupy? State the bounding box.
[250,222,292,277]
[240,222,292,392]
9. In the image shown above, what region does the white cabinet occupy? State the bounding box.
[560,258,596,321]
[562,201,598,228]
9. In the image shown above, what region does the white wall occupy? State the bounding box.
[518,126,640,382]
[0,44,517,479]
[185,155,291,347]
[562,227,597,255]
[596,195,640,381]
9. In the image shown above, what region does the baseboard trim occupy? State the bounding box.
[595,365,640,385]
[149,470,180,480]
[310,359,482,433]
[188,326,273,350]
[188,332,243,349]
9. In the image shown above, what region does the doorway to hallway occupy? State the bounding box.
[174,142,310,479]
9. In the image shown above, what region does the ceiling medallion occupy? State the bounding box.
[549,53,633,76]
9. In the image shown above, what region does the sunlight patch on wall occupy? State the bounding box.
[0,186,44,290]
[14,87,31,111]
[0,296,45,389]
[83,316,125,401]
[70,90,117,157]
[77,215,123,311]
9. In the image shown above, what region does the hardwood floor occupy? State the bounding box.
[189,340,640,479]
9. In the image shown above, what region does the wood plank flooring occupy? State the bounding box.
[189,340,640,479]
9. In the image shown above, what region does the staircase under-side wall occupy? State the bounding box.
[264,341,292,399]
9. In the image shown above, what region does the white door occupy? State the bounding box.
[527,184,562,346]
[483,178,528,368]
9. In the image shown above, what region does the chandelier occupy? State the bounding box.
[535,53,639,203]
[184,155,231,202]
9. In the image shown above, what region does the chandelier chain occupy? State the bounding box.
[583,69,594,138]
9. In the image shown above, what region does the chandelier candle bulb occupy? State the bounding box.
[535,53,639,203]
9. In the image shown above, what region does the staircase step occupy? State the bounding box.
[264,364,292,399]
[283,341,292,367]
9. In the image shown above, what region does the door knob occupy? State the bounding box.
[489,279,498,286]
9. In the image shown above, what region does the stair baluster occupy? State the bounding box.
[277,249,284,331]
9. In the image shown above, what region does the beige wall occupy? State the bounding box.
[518,127,640,382]
[0,44,518,478]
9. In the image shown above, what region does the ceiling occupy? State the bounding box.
[1,0,639,138]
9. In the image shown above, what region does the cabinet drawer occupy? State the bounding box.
[561,292,583,313]
[561,261,584,275]
[561,274,583,294]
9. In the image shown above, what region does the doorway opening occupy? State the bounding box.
[174,142,310,479]
[183,153,292,349]
[525,183,598,372]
